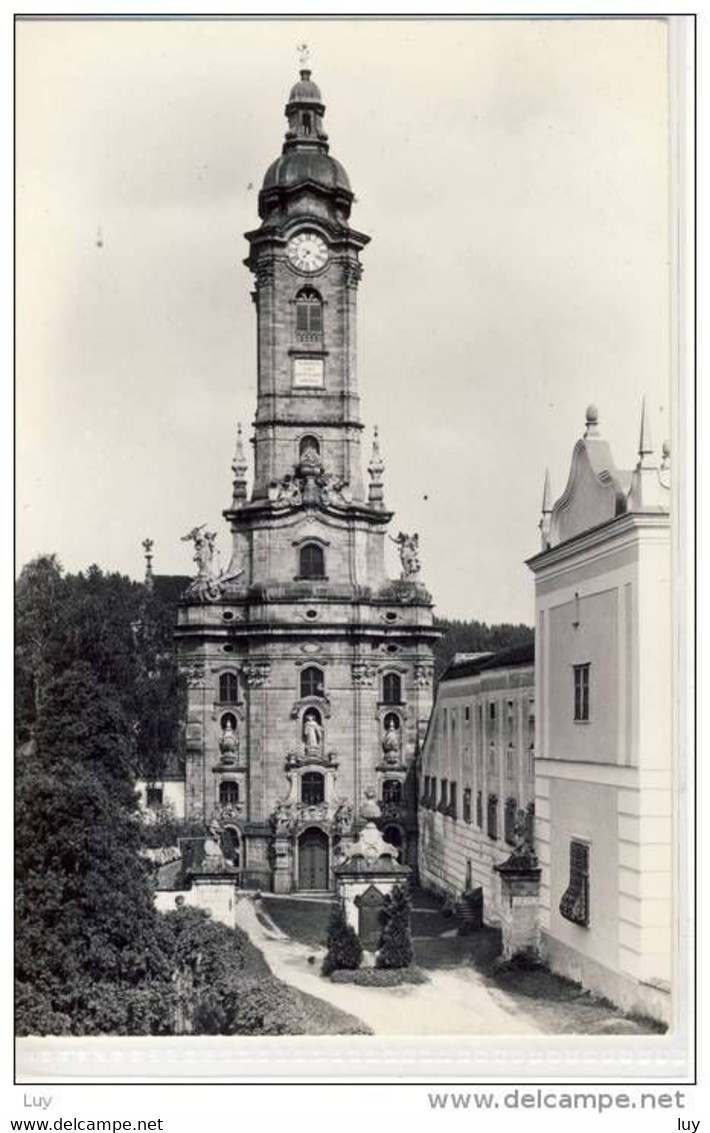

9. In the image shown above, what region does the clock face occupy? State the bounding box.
[287,231,329,273]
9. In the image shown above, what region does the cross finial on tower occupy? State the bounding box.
[297,42,310,70]
[142,537,154,588]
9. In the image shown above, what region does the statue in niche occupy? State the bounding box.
[391,531,421,578]
[303,711,324,756]
[382,718,401,762]
[271,800,295,836]
[219,719,238,761]
[201,820,229,871]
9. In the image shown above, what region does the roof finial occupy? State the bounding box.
[539,470,552,550]
[142,537,154,589]
[368,425,386,510]
[638,396,653,466]
[584,404,600,439]
[297,42,310,71]
[231,422,249,507]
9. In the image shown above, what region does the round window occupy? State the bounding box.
[305,609,318,620]
[386,644,399,654]
[222,644,235,654]
[222,611,235,622]
[385,611,398,622]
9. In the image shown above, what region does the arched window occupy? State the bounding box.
[299,434,320,458]
[219,672,238,704]
[301,772,325,806]
[295,287,323,341]
[300,666,324,699]
[299,542,325,579]
[219,780,239,805]
[382,779,402,806]
[383,672,402,705]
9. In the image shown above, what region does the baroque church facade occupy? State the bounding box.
[174,67,440,893]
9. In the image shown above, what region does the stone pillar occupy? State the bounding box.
[272,834,294,894]
[494,860,541,961]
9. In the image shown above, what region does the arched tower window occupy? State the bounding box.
[300,666,324,699]
[299,542,325,580]
[301,771,325,806]
[219,780,239,805]
[295,287,323,342]
[219,672,238,704]
[383,672,402,705]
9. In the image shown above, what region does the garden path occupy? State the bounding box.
[233,895,541,1037]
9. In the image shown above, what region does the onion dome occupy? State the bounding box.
[288,68,323,105]
[258,68,353,220]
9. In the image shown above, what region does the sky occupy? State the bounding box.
[16,16,672,622]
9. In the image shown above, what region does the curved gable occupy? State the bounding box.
[550,438,628,546]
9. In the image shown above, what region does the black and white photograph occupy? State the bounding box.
[14,13,693,1082]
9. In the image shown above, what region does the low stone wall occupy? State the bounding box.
[154,879,238,929]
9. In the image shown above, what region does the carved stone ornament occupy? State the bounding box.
[342,260,363,289]
[213,802,245,823]
[242,661,271,688]
[181,525,224,603]
[255,261,275,289]
[181,660,207,689]
[352,660,379,687]
[333,799,354,834]
[413,662,434,688]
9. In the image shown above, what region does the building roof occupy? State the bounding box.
[440,640,534,682]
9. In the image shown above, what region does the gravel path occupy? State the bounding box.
[234,895,541,1037]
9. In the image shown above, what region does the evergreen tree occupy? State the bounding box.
[321,902,363,975]
[376,884,414,969]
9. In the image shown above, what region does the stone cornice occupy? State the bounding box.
[223,499,393,526]
[526,509,669,577]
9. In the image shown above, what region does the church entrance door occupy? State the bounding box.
[298,827,329,890]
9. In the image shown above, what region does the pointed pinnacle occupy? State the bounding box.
[541,468,552,514]
[638,396,653,460]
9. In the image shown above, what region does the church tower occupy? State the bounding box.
[175,65,440,892]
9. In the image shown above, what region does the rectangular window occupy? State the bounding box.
[559,840,590,926]
[464,705,471,722]
[573,663,591,721]
[505,747,515,780]
[449,781,458,819]
[489,701,496,722]
[487,794,498,840]
[431,776,437,807]
[439,778,448,811]
[504,797,517,844]
[487,745,497,776]
[146,787,163,809]
[463,787,472,824]
[476,790,483,828]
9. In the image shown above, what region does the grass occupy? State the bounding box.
[329,967,429,987]
[261,896,334,948]
[275,984,372,1034]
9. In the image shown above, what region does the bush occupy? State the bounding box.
[329,967,428,987]
[376,884,414,970]
[321,902,362,976]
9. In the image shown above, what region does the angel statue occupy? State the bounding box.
[390,531,421,579]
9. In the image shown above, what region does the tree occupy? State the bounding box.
[321,902,363,975]
[432,617,534,685]
[376,884,414,969]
